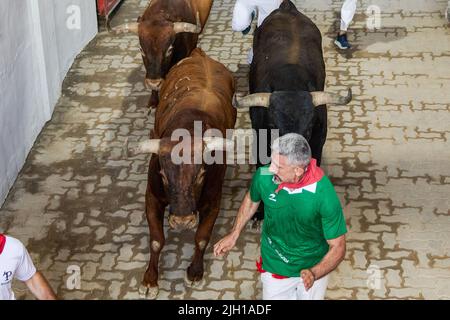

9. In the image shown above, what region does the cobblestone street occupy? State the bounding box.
[1,0,449,299]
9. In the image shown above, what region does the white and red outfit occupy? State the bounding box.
[232,0,283,31]
[251,159,346,300]
[340,0,357,31]
[232,0,283,64]
[0,234,37,300]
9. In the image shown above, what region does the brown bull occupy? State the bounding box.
[126,48,236,299]
[111,0,213,108]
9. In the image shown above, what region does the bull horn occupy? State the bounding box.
[310,88,352,106]
[123,138,160,158]
[235,93,271,108]
[173,12,201,34]
[110,22,139,34]
[203,137,234,151]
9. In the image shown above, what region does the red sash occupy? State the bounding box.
[256,257,288,279]
[274,158,324,193]
[0,234,6,254]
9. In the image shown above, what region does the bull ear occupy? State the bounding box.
[203,137,234,151]
[235,93,271,108]
[310,88,352,106]
[173,11,201,34]
[110,22,139,34]
[123,138,160,158]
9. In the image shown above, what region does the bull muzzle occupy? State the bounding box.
[168,213,198,230]
[145,78,163,91]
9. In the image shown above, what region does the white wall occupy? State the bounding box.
[0,0,97,206]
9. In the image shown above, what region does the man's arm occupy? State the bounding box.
[301,234,346,290]
[213,192,260,256]
[25,271,57,300]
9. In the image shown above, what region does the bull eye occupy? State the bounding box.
[165,45,173,58]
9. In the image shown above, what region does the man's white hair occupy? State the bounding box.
[271,133,311,167]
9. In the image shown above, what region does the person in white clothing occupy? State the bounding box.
[0,234,56,300]
[232,0,283,32]
[334,0,357,49]
[232,0,283,63]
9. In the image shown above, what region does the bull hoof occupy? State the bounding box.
[147,286,159,300]
[184,272,205,289]
[138,284,148,298]
[139,284,159,300]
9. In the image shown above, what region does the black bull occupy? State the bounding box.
[236,0,352,221]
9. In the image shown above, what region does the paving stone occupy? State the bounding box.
[208,280,237,291]
[118,244,135,261]
[108,281,124,299]
[221,291,237,299]
[239,280,255,300]
[326,288,354,300]
[115,261,146,271]
[190,290,221,300]
[97,272,124,281]
[209,259,225,279]
[81,281,104,292]
[60,290,90,300]
[352,250,369,269]
[388,288,423,299]
[71,253,103,262]
[95,227,108,241]
[232,270,255,280]
[100,253,117,271]
[385,269,403,288]
[73,212,85,226]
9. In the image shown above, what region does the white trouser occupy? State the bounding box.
[340,0,357,31]
[232,0,283,31]
[233,0,282,63]
[261,272,329,300]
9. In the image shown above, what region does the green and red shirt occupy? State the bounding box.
[250,165,347,277]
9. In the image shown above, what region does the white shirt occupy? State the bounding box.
[0,235,37,300]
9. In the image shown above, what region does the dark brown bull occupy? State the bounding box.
[112,0,213,108]
[125,48,236,299]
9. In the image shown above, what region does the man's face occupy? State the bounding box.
[268,152,305,184]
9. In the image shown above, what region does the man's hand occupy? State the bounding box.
[213,192,260,257]
[300,269,315,291]
[213,233,238,257]
[300,234,346,291]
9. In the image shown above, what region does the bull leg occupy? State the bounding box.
[185,204,220,286]
[147,90,159,109]
[186,166,225,285]
[310,105,328,166]
[140,193,165,299]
